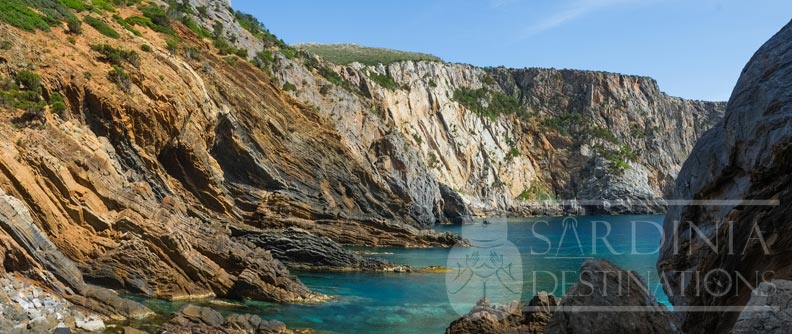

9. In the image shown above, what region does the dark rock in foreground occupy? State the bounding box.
[448,259,679,334]
[657,19,792,334]
[445,292,558,334]
[545,259,679,334]
[731,279,792,334]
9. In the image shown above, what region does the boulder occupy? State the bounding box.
[445,298,523,334]
[522,291,559,333]
[545,259,679,334]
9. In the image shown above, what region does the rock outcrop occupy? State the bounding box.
[236,227,392,271]
[445,294,559,334]
[447,260,678,334]
[160,304,288,334]
[0,0,462,316]
[657,19,792,334]
[545,259,679,334]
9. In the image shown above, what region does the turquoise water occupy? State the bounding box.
[130,215,669,334]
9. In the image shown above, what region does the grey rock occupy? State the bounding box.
[731,280,792,334]
[657,19,792,334]
[237,227,392,271]
[545,259,680,334]
[179,304,224,327]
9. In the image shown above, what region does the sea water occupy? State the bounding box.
[130,215,669,334]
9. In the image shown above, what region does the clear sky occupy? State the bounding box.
[233,0,792,101]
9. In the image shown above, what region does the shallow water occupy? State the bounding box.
[129,215,669,334]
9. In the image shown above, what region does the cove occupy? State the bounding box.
[128,215,669,334]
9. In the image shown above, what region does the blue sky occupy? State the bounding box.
[233,0,792,101]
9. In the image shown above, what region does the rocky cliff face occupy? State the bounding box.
[658,19,792,334]
[0,0,461,321]
[276,53,725,220]
[0,0,727,328]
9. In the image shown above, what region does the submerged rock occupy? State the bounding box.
[657,19,792,334]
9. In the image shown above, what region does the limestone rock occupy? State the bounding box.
[278,47,724,218]
[657,19,792,334]
[545,259,679,334]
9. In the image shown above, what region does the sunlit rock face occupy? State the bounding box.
[276,55,724,219]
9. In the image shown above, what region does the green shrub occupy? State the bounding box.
[90,0,117,12]
[254,50,274,69]
[90,43,140,67]
[84,16,119,38]
[113,14,141,36]
[140,44,151,52]
[15,70,41,92]
[367,71,400,90]
[296,43,443,66]
[319,85,331,95]
[166,39,178,54]
[0,41,11,50]
[65,16,82,34]
[183,46,200,60]
[128,4,175,36]
[516,183,555,202]
[107,65,131,92]
[453,88,521,120]
[60,0,87,11]
[280,48,297,60]
[282,82,296,91]
[49,91,66,115]
[0,1,53,32]
[181,16,211,38]
[1,71,48,125]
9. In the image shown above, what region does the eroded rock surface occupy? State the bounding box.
[657,19,792,334]
[277,55,724,218]
[545,259,679,334]
[445,292,559,334]
[731,279,792,334]
[160,304,288,334]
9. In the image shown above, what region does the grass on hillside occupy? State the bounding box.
[295,43,443,66]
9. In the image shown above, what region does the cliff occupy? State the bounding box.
[658,19,792,333]
[0,0,725,328]
[276,56,724,219]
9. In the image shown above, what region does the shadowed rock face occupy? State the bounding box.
[657,20,792,334]
[546,259,679,334]
[731,280,792,334]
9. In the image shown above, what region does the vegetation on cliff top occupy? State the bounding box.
[295,43,443,66]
